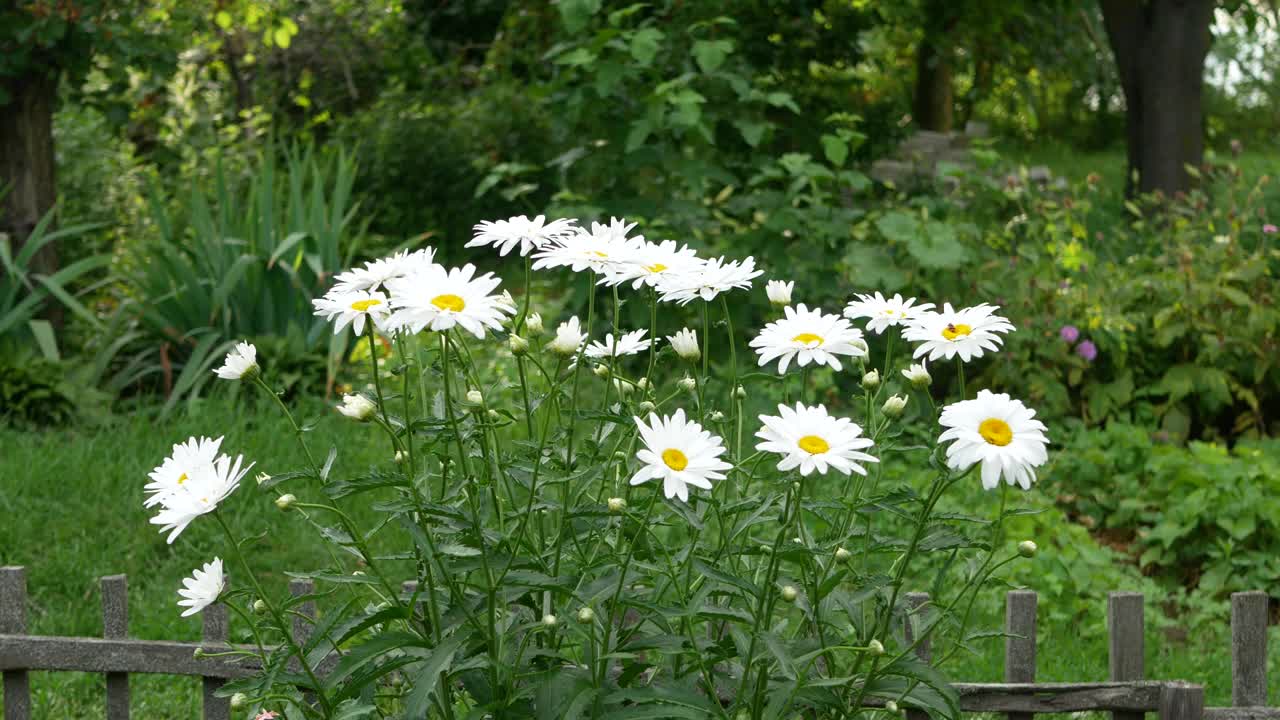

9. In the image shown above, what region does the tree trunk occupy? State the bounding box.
[913,10,955,133]
[1100,0,1213,198]
[0,71,59,282]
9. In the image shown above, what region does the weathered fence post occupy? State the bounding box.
[1110,592,1145,720]
[1005,590,1037,720]
[102,574,130,719]
[1,566,31,720]
[904,592,931,720]
[1231,591,1269,707]
[1159,682,1204,720]
[290,579,316,648]
[202,602,230,720]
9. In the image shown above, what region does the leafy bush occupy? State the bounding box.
[0,358,79,427]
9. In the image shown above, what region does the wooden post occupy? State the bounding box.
[1,566,31,720]
[1005,590,1037,720]
[904,592,931,720]
[289,579,315,648]
[1159,682,1204,720]
[1109,592,1145,720]
[202,603,230,720]
[102,574,130,719]
[1231,591,1268,706]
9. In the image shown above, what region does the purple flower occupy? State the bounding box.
[1060,325,1080,344]
[1076,339,1098,362]
[1264,223,1278,234]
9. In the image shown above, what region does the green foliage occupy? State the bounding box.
[0,357,78,426]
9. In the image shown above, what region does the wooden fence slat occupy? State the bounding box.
[202,602,230,720]
[102,574,130,720]
[1110,592,1146,720]
[1161,683,1205,720]
[1006,590,1038,720]
[1,566,31,720]
[1232,592,1268,707]
[904,592,931,720]
[289,579,316,648]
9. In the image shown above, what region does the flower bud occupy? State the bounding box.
[780,585,798,602]
[593,363,610,378]
[542,613,558,627]
[668,328,701,362]
[835,547,851,562]
[861,370,881,391]
[576,607,595,623]
[613,450,628,463]
[710,410,725,422]
[193,647,205,659]
[230,693,248,710]
[613,378,633,396]
[508,334,530,356]
[882,394,908,418]
[766,279,794,307]
[852,338,869,355]
[886,700,900,713]
[252,599,267,614]
[678,376,697,392]
[275,494,296,511]
[636,377,650,392]
[255,472,271,486]
[638,400,656,413]
[487,409,500,421]
[1018,540,1038,558]
[394,450,407,464]
[735,385,746,399]
[607,497,627,513]
[868,638,885,656]
[901,362,931,389]
[337,393,376,421]
[465,389,483,405]
[525,312,544,335]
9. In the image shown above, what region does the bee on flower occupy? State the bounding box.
[903,303,1014,362]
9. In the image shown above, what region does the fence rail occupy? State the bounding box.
[0,565,1273,719]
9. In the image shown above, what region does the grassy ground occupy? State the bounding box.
[1,395,1276,717]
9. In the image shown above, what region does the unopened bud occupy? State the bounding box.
[526,312,544,335]
[835,547,851,562]
[1018,540,1038,558]
[230,693,248,710]
[902,363,931,389]
[861,370,881,391]
[508,334,530,356]
[636,377,650,392]
[252,599,267,614]
[781,585,798,602]
[638,400,656,414]
[678,376,697,392]
[868,638,885,656]
[576,607,595,623]
[607,497,627,513]
[465,389,483,405]
[394,450,407,464]
[193,647,205,658]
[710,410,725,422]
[542,613,558,627]
[882,394,908,418]
[613,378,633,396]
[487,409,500,421]
[275,494,296,511]
[735,385,746,399]
[613,451,628,463]
[594,363,610,378]
[886,700,900,713]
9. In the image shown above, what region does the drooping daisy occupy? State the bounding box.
[755,403,878,476]
[385,263,513,338]
[337,393,376,421]
[844,292,935,334]
[657,256,763,305]
[311,289,391,335]
[766,280,794,306]
[631,409,731,502]
[750,304,867,373]
[903,303,1015,362]
[150,452,254,544]
[548,316,587,356]
[598,239,702,289]
[532,218,643,274]
[177,558,225,617]
[213,342,258,380]
[901,361,931,388]
[938,389,1049,490]
[145,436,224,508]
[467,215,579,257]
[667,328,700,361]
[585,329,652,359]
[331,248,439,293]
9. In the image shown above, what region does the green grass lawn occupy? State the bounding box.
[1,398,1276,716]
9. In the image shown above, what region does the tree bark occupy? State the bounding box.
[1100,0,1214,198]
[0,71,59,280]
[913,0,955,133]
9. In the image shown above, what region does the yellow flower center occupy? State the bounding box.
[350,298,383,312]
[979,418,1013,446]
[792,333,824,345]
[942,323,972,341]
[592,251,609,258]
[645,263,668,273]
[431,294,466,312]
[177,472,188,485]
[797,435,830,454]
[661,448,689,471]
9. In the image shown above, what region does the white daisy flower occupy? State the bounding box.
[749,304,868,374]
[149,452,253,544]
[755,403,878,476]
[585,329,652,359]
[385,263,513,339]
[532,218,642,274]
[844,292,935,334]
[213,342,258,381]
[548,316,587,356]
[667,328,700,361]
[177,558,225,617]
[144,436,224,508]
[331,248,439,293]
[766,280,794,306]
[901,361,931,388]
[311,290,391,335]
[939,390,1049,490]
[631,409,731,502]
[903,303,1015,362]
[598,239,702,289]
[657,256,763,305]
[337,393,376,421]
[467,215,578,257]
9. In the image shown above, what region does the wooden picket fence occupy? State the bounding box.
[0,565,1275,720]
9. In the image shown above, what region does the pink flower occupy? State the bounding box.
[255,712,280,720]
[1263,223,1278,234]
[1059,325,1080,344]
[1076,339,1098,362]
